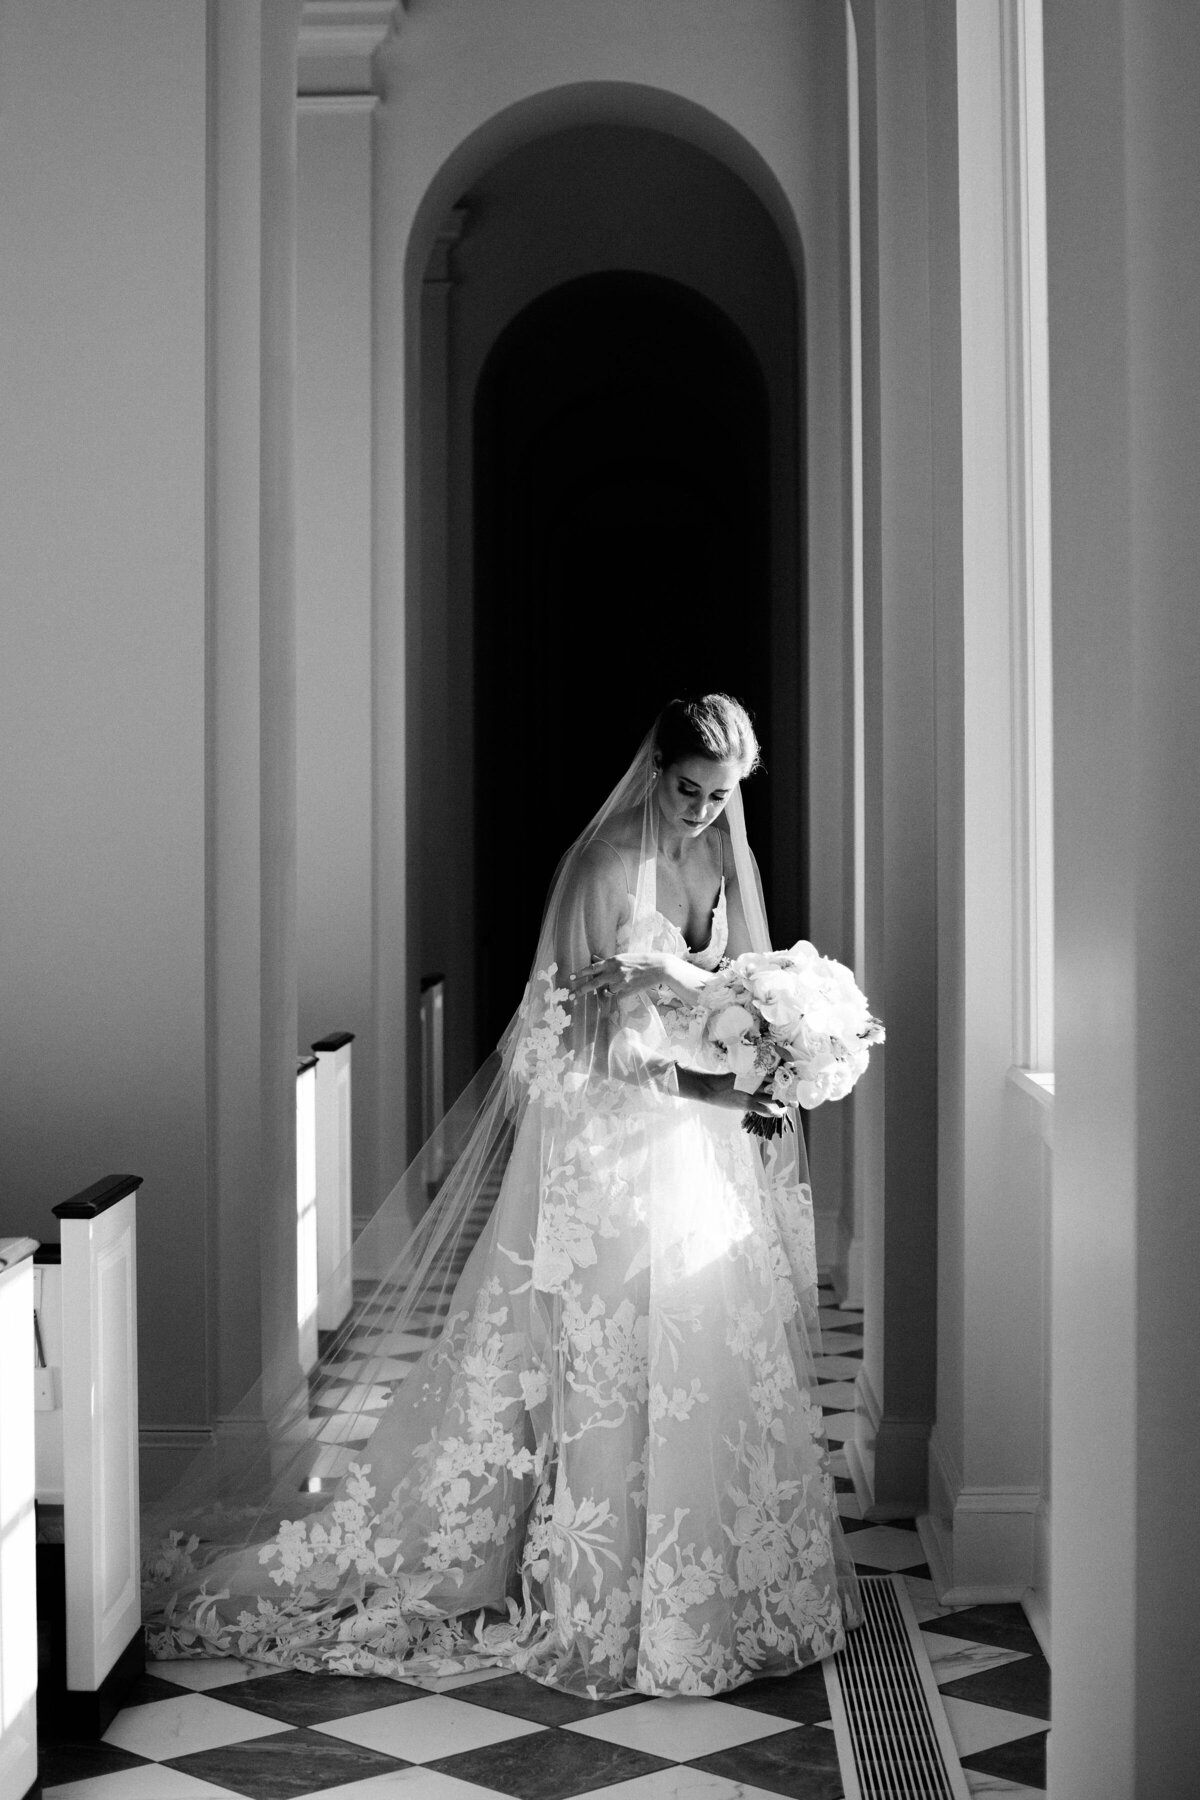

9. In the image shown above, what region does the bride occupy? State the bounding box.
[144,694,861,1699]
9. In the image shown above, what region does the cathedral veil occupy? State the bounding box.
[142,712,845,1692]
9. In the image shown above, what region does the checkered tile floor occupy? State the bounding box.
[39,1287,1050,1798]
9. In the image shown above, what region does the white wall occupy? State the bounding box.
[0,0,209,1431]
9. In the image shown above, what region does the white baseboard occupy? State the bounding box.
[1022,1496,1052,1656]
[848,1367,930,1518]
[921,1427,1043,1604]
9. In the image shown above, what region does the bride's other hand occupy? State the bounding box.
[676,1068,787,1117]
[568,951,688,1002]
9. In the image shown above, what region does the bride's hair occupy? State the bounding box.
[653,693,761,776]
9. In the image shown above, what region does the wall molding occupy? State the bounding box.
[849,1366,930,1518]
[300,0,396,56]
[298,0,395,95]
[920,1424,1042,1603]
[1024,1495,1051,1656]
[139,1427,213,1452]
[298,93,378,115]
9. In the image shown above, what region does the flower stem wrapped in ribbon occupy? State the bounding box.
[700,942,885,1137]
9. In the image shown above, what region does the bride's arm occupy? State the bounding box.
[561,848,782,1118]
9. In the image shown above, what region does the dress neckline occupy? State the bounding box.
[653,877,726,958]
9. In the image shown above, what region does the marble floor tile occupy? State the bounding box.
[407,1666,520,1694]
[349,1330,438,1356]
[219,1669,429,1725]
[811,1380,858,1410]
[296,1771,508,1800]
[835,1492,864,1520]
[940,1696,1048,1758]
[964,1771,1045,1798]
[315,1382,393,1411]
[163,1725,411,1800]
[687,1726,845,1800]
[102,1693,295,1761]
[44,1765,236,1799]
[903,1575,973,1623]
[564,1766,790,1800]
[817,1411,858,1443]
[564,1697,796,1762]
[324,1355,422,1382]
[920,1632,1029,1687]
[938,1655,1050,1722]
[714,1662,833,1726]
[926,1604,1043,1660]
[150,1657,286,1694]
[451,1672,649,1726]
[815,1331,864,1354]
[38,1742,156,1794]
[810,1355,862,1381]
[960,1731,1049,1792]
[429,1727,671,1800]
[840,1524,927,1570]
[316,1692,548,1761]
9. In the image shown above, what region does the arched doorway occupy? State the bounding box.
[404,117,805,1117]
[473,271,773,1057]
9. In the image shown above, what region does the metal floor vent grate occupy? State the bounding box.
[823,1574,970,1799]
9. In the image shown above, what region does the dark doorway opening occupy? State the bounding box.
[473,271,774,1059]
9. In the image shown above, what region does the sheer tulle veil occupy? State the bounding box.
[142,712,829,1660]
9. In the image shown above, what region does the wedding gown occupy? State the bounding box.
[145,870,861,1699]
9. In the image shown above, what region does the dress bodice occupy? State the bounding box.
[616,878,729,969]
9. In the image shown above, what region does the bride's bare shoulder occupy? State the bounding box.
[592,806,642,852]
[575,810,639,897]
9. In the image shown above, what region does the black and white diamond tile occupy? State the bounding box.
[41,1283,1049,1798]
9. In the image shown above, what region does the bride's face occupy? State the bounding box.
[656,755,741,838]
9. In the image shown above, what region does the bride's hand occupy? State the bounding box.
[676,1069,788,1117]
[568,952,702,1003]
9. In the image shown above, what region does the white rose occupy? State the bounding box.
[708,1003,757,1044]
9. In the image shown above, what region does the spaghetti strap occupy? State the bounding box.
[592,835,635,895]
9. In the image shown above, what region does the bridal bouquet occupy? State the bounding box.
[699,942,884,1136]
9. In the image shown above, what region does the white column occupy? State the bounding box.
[0,1239,39,1800]
[296,94,378,1223]
[849,0,939,1514]
[209,0,304,1427]
[0,0,209,1474]
[1046,0,1200,1788]
[920,0,1048,1606]
[259,0,305,1417]
[371,33,413,1195]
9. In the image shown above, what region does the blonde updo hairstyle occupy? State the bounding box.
[652,693,761,781]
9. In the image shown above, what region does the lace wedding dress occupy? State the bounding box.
[144,743,861,1699]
